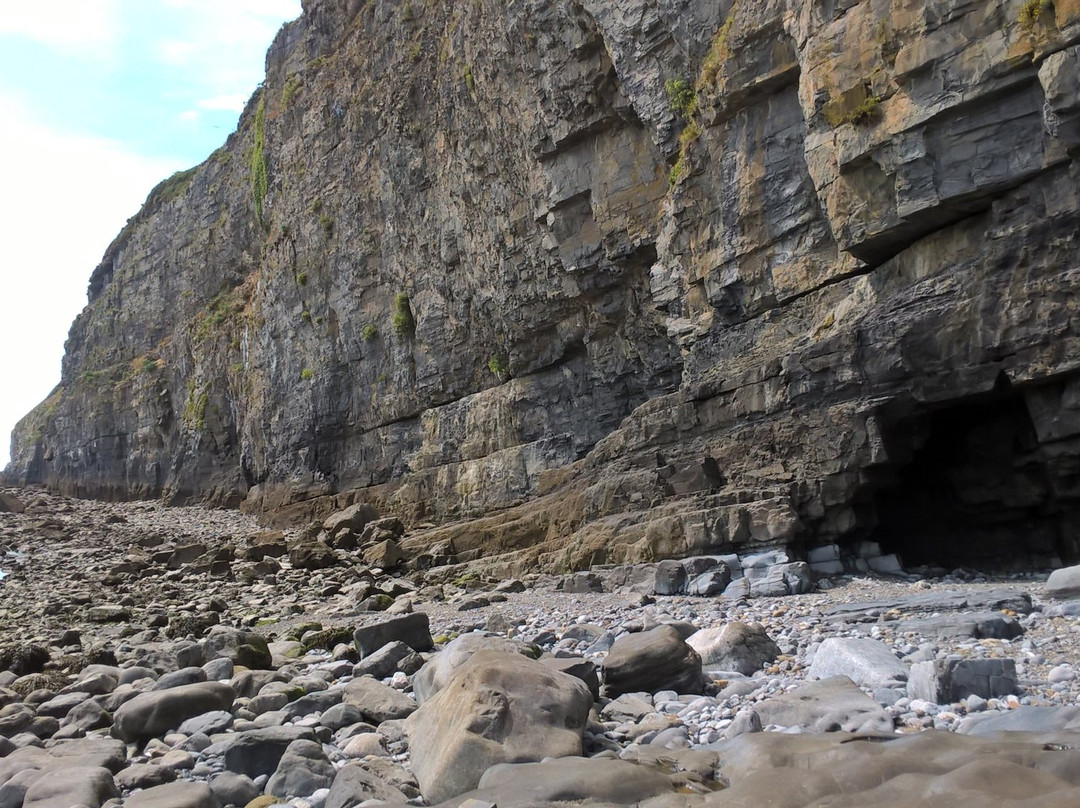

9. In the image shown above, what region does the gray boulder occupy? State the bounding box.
[808,637,908,688]
[178,710,233,736]
[353,640,415,679]
[152,666,207,690]
[353,613,433,658]
[898,612,1024,639]
[1046,565,1080,599]
[404,650,592,804]
[21,766,117,808]
[653,560,687,595]
[325,764,410,808]
[111,682,235,742]
[686,565,732,596]
[751,676,894,734]
[124,781,219,808]
[412,633,526,703]
[282,689,343,719]
[464,756,676,807]
[342,677,417,722]
[203,626,272,670]
[265,739,336,799]
[115,763,178,791]
[61,699,111,732]
[220,725,315,779]
[908,658,1018,703]
[602,625,703,697]
[208,772,260,808]
[687,622,780,675]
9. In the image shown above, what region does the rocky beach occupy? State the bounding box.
[5,0,1080,804]
[2,486,1080,807]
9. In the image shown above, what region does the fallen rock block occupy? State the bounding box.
[354,612,433,658]
[908,658,1018,703]
[405,650,592,804]
[808,637,908,689]
[265,739,336,799]
[324,503,378,540]
[687,622,780,676]
[898,612,1024,640]
[1046,565,1080,599]
[602,625,703,697]
[219,725,316,779]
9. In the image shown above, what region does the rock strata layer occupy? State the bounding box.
[6,0,1080,576]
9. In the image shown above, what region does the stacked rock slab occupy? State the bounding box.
[6,0,1080,574]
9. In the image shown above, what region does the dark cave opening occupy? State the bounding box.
[857,381,1080,571]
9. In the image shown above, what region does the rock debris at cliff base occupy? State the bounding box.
[2,488,1080,806]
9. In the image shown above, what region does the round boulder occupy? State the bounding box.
[602,625,703,697]
[686,622,780,676]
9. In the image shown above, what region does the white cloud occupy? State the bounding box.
[0,0,304,469]
[0,94,181,467]
[150,0,303,113]
[0,0,122,57]
[160,39,198,66]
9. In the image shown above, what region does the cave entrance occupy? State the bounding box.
[859,380,1080,572]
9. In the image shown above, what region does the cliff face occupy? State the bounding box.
[9,0,1080,572]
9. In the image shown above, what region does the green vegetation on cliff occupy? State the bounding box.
[250,93,269,228]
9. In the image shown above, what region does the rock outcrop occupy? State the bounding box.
[7,0,1080,572]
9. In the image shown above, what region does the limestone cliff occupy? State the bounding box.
[8,0,1080,572]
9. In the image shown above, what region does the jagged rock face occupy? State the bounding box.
[8,0,1080,571]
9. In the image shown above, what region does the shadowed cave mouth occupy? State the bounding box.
[847,377,1080,573]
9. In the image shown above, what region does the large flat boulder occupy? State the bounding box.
[21,766,117,808]
[404,650,592,804]
[466,756,677,807]
[808,637,908,689]
[124,781,220,808]
[112,681,235,742]
[908,658,1018,703]
[751,676,894,734]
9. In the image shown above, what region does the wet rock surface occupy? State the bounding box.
[1,490,1080,806]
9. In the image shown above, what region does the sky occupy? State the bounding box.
[0,0,303,467]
